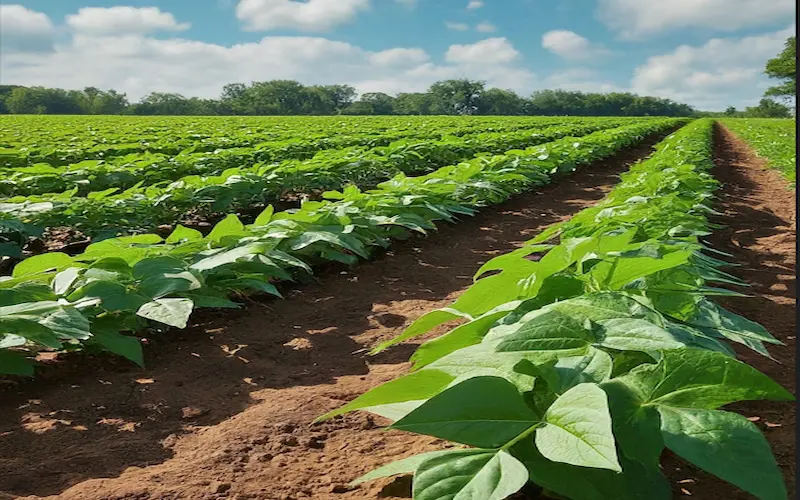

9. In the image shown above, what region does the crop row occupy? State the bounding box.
[0,118,684,376]
[322,119,793,500]
[0,120,639,257]
[0,116,599,168]
[721,118,796,184]
[0,118,636,197]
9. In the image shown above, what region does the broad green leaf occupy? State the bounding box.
[39,307,91,341]
[414,449,528,500]
[207,214,246,244]
[617,350,794,409]
[495,309,595,352]
[392,376,537,448]
[350,450,453,486]
[138,271,201,299]
[132,256,187,279]
[91,327,144,367]
[316,369,455,422]
[601,379,664,468]
[12,253,74,278]
[548,292,663,324]
[0,350,35,376]
[535,383,621,471]
[52,267,83,296]
[595,318,685,351]
[473,244,552,280]
[516,439,671,500]
[0,318,61,349]
[551,347,613,393]
[659,407,787,500]
[685,299,783,345]
[588,250,693,290]
[165,225,203,244]
[371,308,470,354]
[136,298,194,328]
[411,303,519,369]
[253,205,275,226]
[71,280,147,312]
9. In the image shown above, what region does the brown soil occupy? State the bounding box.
[661,124,796,499]
[0,136,668,500]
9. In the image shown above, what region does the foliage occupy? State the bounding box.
[324,119,794,500]
[0,118,683,375]
[0,80,698,117]
[764,36,796,102]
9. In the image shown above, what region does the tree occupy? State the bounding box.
[477,88,526,115]
[764,36,796,102]
[359,92,395,114]
[724,106,738,116]
[428,79,486,115]
[743,98,792,118]
[393,92,435,115]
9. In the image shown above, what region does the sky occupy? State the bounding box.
[0,0,795,111]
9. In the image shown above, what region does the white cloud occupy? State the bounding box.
[0,4,54,53]
[541,30,611,61]
[1,6,534,101]
[631,26,795,109]
[543,68,623,93]
[467,1,484,9]
[445,21,470,31]
[236,0,370,32]
[66,7,190,35]
[476,22,497,33]
[598,0,796,39]
[446,37,519,65]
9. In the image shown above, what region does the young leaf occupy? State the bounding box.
[535,383,621,471]
[12,252,75,278]
[495,309,595,353]
[595,317,685,352]
[165,225,203,244]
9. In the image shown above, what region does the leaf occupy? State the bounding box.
[165,225,203,244]
[535,383,621,471]
[316,369,455,422]
[12,253,75,278]
[659,407,787,500]
[411,303,519,369]
[516,439,671,500]
[551,347,613,393]
[414,449,528,500]
[253,205,275,226]
[39,307,92,341]
[52,267,83,296]
[0,318,61,349]
[618,350,794,409]
[91,326,144,367]
[0,350,35,376]
[207,214,246,244]
[595,317,685,351]
[685,299,782,345]
[391,376,538,449]
[350,450,453,486]
[371,308,470,354]
[495,309,595,353]
[136,298,194,328]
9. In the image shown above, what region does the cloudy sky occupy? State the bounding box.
[0,0,795,110]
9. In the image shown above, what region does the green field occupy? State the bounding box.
[0,115,795,500]
[721,118,796,184]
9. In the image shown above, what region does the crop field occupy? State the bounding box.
[720,118,796,184]
[0,116,795,500]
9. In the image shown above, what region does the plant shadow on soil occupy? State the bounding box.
[0,132,676,499]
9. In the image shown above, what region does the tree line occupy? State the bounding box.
[0,79,701,117]
[0,32,793,119]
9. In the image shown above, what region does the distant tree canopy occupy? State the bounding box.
[764,36,796,103]
[0,79,700,116]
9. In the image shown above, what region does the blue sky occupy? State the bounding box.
[0,0,795,110]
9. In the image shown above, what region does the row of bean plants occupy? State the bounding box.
[0,118,683,377]
[321,119,793,500]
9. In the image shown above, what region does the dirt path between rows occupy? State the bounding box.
[661,124,796,499]
[0,133,674,500]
